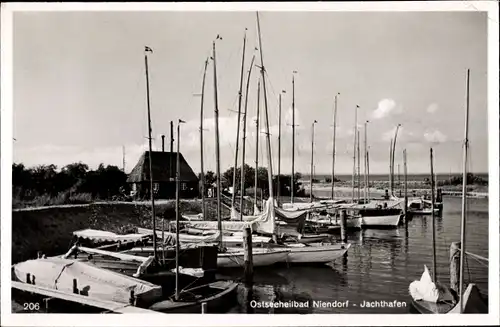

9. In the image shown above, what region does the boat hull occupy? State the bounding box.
[361,214,401,227]
[217,249,289,268]
[148,281,238,313]
[286,243,351,264]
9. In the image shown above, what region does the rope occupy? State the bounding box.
[465,251,488,262]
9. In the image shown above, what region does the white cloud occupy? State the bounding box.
[426,103,439,114]
[372,99,397,119]
[423,130,447,143]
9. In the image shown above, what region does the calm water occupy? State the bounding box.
[221,196,489,313]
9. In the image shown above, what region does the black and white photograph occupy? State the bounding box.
[1,2,499,326]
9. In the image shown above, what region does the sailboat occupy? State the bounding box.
[408,69,487,314]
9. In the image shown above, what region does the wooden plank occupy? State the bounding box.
[12,281,161,314]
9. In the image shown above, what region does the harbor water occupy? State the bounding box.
[222,196,489,313]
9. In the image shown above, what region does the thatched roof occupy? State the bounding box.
[126,151,198,183]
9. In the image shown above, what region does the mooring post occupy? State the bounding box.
[43,298,51,313]
[340,210,347,243]
[201,302,207,314]
[129,289,136,306]
[450,242,461,294]
[72,278,78,294]
[243,227,253,285]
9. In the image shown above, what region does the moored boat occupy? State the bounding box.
[284,242,351,264]
[217,248,290,268]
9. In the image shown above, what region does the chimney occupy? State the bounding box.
[161,135,165,152]
[170,121,174,153]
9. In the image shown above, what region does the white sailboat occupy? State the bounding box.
[408,69,487,314]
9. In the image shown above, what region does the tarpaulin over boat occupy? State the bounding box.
[409,265,456,304]
[137,228,222,245]
[73,229,148,243]
[12,257,162,305]
[187,197,276,235]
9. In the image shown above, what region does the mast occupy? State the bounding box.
[291,72,296,204]
[231,30,247,210]
[212,37,223,248]
[277,91,284,206]
[310,120,317,203]
[357,129,361,202]
[367,148,370,199]
[175,120,184,301]
[256,11,274,200]
[240,55,255,220]
[389,138,393,196]
[430,147,437,282]
[331,93,339,200]
[144,46,157,259]
[459,68,470,313]
[391,124,401,195]
[254,79,261,210]
[351,105,358,202]
[199,58,209,221]
[364,121,368,203]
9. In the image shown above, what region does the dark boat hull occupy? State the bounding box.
[149,281,238,313]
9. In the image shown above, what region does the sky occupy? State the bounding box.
[12,10,489,176]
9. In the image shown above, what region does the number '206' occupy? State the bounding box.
[23,302,40,311]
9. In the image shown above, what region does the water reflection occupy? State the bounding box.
[229,197,488,313]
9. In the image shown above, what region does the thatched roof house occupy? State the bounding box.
[127,151,199,199]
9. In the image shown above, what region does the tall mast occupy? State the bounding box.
[256,11,274,200]
[331,92,339,200]
[231,30,247,210]
[199,58,209,220]
[254,79,261,211]
[459,68,470,313]
[144,46,157,259]
[277,91,283,206]
[357,129,361,202]
[367,148,370,198]
[240,55,255,220]
[430,148,437,282]
[364,121,368,203]
[389,138,393,195]
[310,121,317,203]
[291,72,296,204]
[351,105,358,202]
[212,37,223,248]
[391,124,401,195]
[175,120,184,301]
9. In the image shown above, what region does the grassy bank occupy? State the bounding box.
[12,198,229,263]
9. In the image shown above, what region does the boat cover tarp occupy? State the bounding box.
[409,265,456,304]
[137,227,221,245]
[187,197,276,235]
[13,257,162,304]
[73,229,148,243]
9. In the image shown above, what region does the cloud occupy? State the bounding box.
[372,99,397,119]
[423,130,447,143]
[426,103,439,114]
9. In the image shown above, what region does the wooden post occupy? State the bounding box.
[403,149,408,222]
[201,302,207,314]
[243,227,253,285]
[129,289,136,305]
[340,210,346,243]
[72,279,78,294]
[43,298,51,313]
[450,242,461,295]
[26,273,31,284]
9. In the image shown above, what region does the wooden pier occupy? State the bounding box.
[12,281,162,314]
